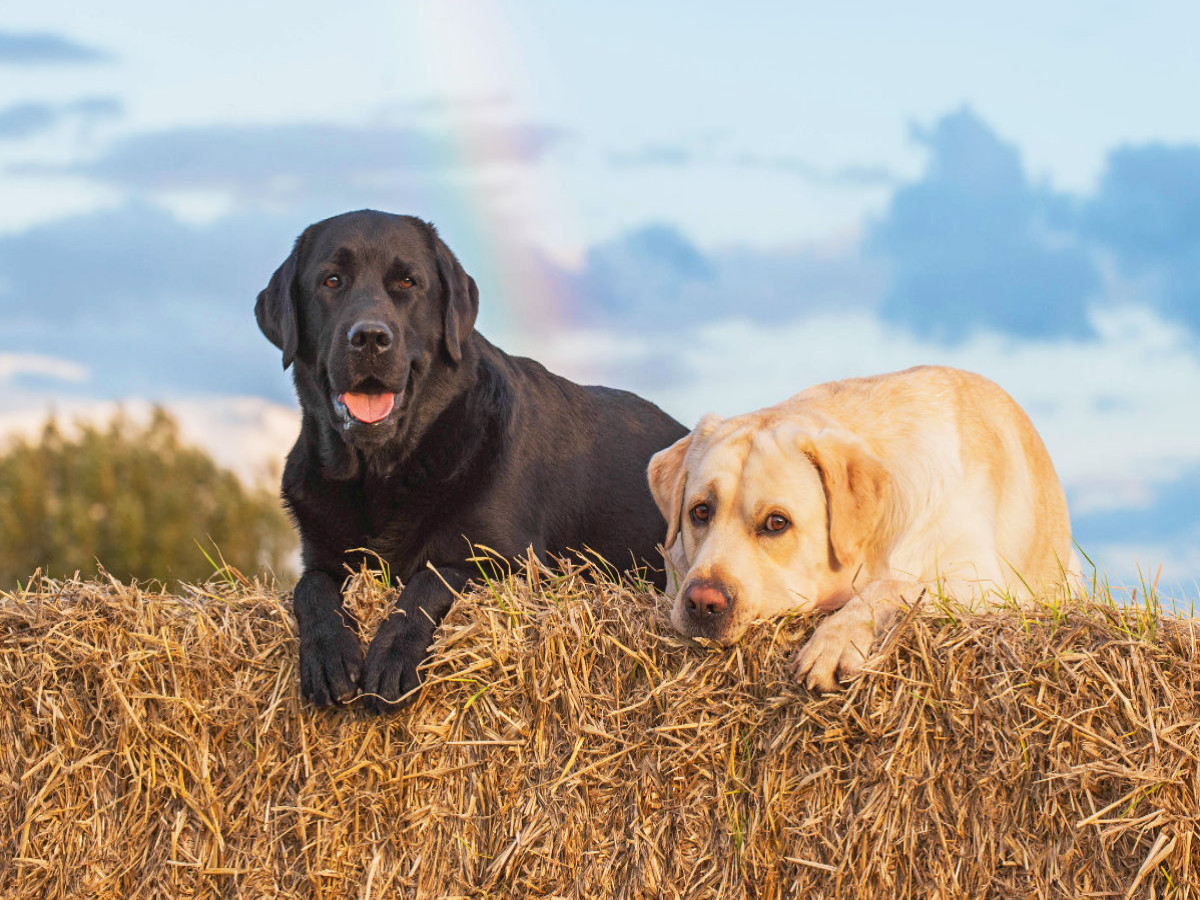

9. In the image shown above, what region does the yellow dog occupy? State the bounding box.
[648,366,1080,690]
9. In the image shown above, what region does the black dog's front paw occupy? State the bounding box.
[360,616,431,713]
[298,622,364,707]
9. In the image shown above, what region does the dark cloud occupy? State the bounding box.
[20,121,563,199]
[67,97,122,118]
[868,107,1101,342]
[565,223,885,328]
[0,31,112,65]
[579,224,713,321]
[609,145,694,168]
[1081,143,1200,331]
[606,143,898,187]
[599,112,1200,345]
[0,203,298,400]
[0,97,121,141]
[732,153,899,188]
[0,104,54,140]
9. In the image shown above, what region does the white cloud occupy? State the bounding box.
[546,305,1200,508]
[0,352,90,384]
[505,327,656,387]
[0,392,298,486]
[166,396,299,484]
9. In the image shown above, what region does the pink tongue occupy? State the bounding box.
[340,392,396,424]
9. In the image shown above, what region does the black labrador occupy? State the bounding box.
[256,210,687,711]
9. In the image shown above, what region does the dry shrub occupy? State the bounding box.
[1,563,1198,899]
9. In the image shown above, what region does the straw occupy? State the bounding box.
[2,561,1197,898]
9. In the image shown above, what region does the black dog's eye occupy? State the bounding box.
[763,513,790,534]
[397,277,415,289]
[323,274,342,289]
[690,502,710,525]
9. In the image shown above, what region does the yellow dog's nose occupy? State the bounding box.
[682,580,730,622]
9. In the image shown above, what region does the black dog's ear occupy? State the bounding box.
[255,232,307,369]
[432,231,479,364]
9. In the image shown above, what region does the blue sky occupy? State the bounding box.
[2,2,1199,599]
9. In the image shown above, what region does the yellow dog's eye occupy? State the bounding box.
[323,274,341,289]
[690,502,710,524]
[764,514,789,533]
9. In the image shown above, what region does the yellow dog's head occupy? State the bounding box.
[648,413,890,644]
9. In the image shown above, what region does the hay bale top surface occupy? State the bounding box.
[2,566,1199,899]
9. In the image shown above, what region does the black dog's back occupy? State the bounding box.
[573,382,688,580]
[456,340,686,586]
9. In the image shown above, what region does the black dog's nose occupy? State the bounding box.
[682,580,731,623]
[348,320,393,353]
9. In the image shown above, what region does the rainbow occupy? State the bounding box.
[391,0,582,339]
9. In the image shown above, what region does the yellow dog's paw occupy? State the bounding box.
[793,614,876,692]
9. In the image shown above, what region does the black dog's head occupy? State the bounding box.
[256,210,479,459]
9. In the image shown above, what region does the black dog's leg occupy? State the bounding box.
[360,565,470,713]
[293,571,364,706]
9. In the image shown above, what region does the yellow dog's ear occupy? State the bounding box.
[801,428,890,570]
[647,414,724,552]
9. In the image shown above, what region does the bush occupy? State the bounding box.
[0,407,295,586]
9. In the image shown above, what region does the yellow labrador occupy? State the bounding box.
[648,366,1080,690]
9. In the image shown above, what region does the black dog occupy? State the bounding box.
[256,210,686,711]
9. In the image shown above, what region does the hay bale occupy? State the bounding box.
[2,566,1198,898]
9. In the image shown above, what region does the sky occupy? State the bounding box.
[2,1,1199,601]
